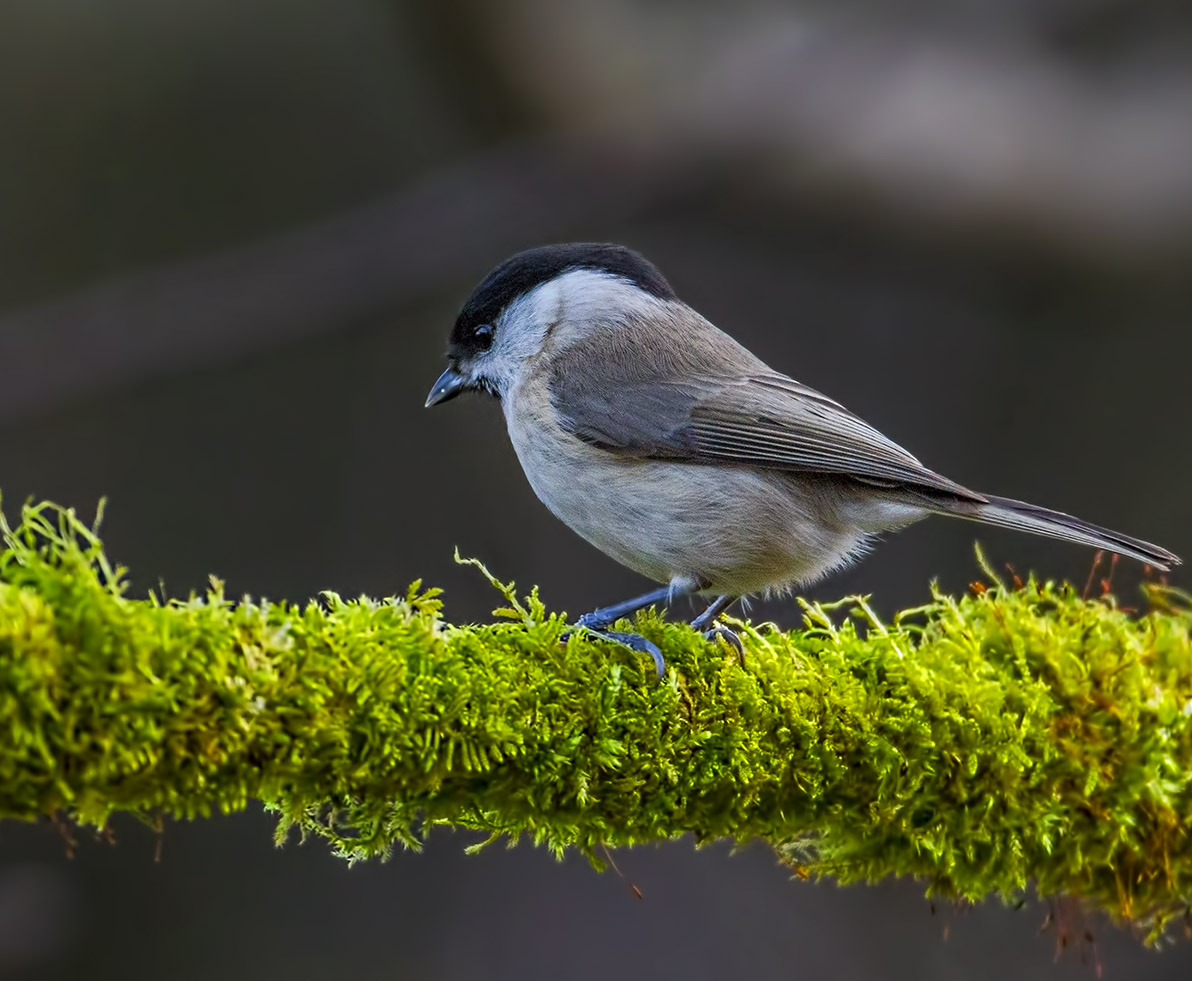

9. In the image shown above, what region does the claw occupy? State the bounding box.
[702,622,744,655]
[688,594,743,660]
[603,630,666,677]
[565,626,666,678]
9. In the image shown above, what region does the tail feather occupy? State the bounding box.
[939,494,1180,571]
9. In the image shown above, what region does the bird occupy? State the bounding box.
[426,242,1180,675]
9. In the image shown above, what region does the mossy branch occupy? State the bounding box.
[1,500,1190,943]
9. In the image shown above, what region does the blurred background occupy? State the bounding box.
[1,1,1190,978]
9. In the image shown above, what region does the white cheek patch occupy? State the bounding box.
[496,282,561,360]
[478,288,556,394]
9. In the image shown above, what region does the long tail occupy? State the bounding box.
[936,494,1181,571]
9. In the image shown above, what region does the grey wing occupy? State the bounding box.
[549,340,984,503]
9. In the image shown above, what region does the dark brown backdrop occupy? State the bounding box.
[2,2,1190,978]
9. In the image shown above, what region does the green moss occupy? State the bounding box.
[1,499,1190,943]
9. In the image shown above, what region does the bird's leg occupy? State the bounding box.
[570,581,698,678]
[690,595,744,655]
[575,586,674,632]
[689,594,734,631]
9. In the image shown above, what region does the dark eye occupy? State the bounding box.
[472,323,494,350]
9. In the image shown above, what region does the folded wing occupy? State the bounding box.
[547,321,983,503]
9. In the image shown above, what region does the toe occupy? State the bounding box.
[604,630,666,678]
[576,612,612,631]
[703,624,744,656]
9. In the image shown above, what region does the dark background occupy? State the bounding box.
[1,2,1190,978]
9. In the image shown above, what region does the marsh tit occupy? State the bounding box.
[426,243,1179,675]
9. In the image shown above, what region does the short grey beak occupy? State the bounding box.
[425,367,468,407]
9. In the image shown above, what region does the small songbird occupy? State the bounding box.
[426,243,1179,674]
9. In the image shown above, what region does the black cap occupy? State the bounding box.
[448,243,675,360]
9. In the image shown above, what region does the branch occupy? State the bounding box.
[1,500,1189,944]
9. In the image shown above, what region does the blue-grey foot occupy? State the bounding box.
[562,619,667,677]
[567,582,705,678]
[588,634,672,677]
[560,619,667,677]
[689,595,744,658]
[702,622,744,656]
